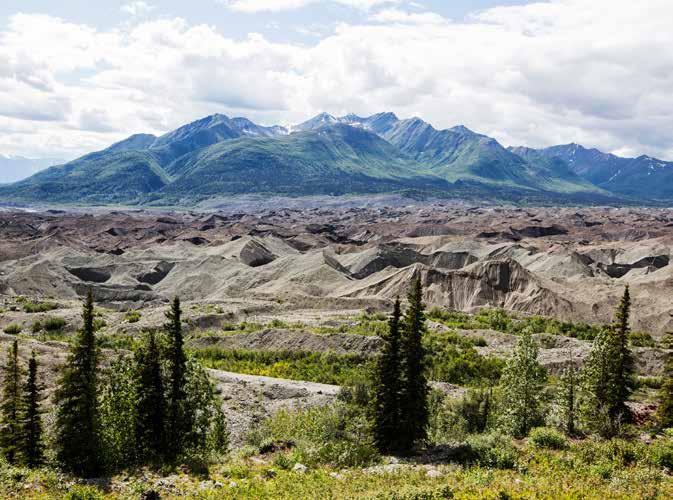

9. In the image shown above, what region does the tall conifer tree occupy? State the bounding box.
[135,330,166,462]
[656,339,673,429]
[166,296,189,458]
[53,289,102,476]
[613,285,634,422]
[19,351,43,467]
[371,297,403,452]
[0,340,22,463]
[399,277,429,451]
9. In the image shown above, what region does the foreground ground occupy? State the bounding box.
[2,205,673,498]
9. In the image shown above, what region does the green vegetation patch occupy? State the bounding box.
[428,306,605,340]
[22,301,59,313]
[194,348,371,385]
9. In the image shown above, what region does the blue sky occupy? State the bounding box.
[0,0,672,163]
[0,1,534,44]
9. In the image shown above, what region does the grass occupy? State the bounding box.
[3,323,21,334]
[124,310,141,323]
[193,348,371,385]
[22,301,59,313]
[3,437,673,498]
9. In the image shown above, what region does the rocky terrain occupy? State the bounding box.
[1,204,673,335]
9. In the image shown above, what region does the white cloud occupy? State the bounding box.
[369,8,448,25]
[221,0,401,13]
[121,2,155,17]
[1,0,673,162]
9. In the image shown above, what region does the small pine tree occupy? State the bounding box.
[135,330,166,462]
[53,289,102,476]
[370,297,403,452]
[19,351,43,467]
[499,331,547,438]
[399,277,429,451]
[581,327,622,437]
[165,296,189,458]
[657,346,673,429]
[613,285,634,422]
[554,352,577,436]
[0,340,22,464]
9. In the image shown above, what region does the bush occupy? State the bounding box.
[31,321,43,333]
[466,432,519,469]
[43,316,67,332]
[22,301,58,313]
[529,427,567,450]
[630,331,657,347]
[247,403,379,468]
[648,440,673,469]
[428,389,496,444]
[64,485,103,500]
[124,310,141,323]
[3,323,21,334]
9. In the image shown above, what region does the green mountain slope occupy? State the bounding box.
[161,124,449,198]
[0,151,170,204]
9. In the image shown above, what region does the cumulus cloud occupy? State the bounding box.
[1,0,672,161]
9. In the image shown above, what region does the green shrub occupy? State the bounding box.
[647,440,673,469]
[93,318,107,331]
[428,389,496,444]
[629,331,657,347]
[529,427,568,450]
[3,323,21,335]
[43,316,67,332]
[466,432,519,469]
[31,321,43,333]
[64,485,103,500]
[22,301,58,313]
[247,403,379,468]
[124,310,141,323]
[637,376,663,389]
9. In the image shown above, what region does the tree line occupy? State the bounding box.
[371,282,673,452]
[1,291,227,477]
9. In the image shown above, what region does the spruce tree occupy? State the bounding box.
[581,327,621,437]
[656,347,673,429]
[399,277,429,451]
[498,331,547,437]
[371,297,403,452]
[613,285,634,422]
[554,352,577,436]
[135,330,166,462]
[19,351,43,467]
[165,296,189,458]
[0,340,22,464]
[53,289,102,476]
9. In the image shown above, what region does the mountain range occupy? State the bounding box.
[1,112,672,206]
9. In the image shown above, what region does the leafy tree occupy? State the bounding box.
[370,297,403,452]
[53,289,102,476]
[19,351,43,467]
[165,296,189,458]
[135,330,166,462]
[580,327,622,437]
[0,340,22,463]
[99,357,138,470]
[613,285,634,422]
[399,277,429,450]
[498,331,547,437]
[552,352,577,436]
[657,346,673,429]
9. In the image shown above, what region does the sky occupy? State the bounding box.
[0,0,672,162]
